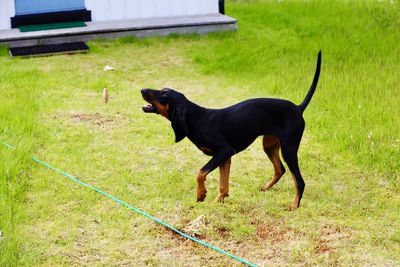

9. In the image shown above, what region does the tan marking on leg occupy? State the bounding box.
[213,158,231,203]
[263,135,280,147]
[291,174,300,210]
[197,170,208,202]
[261,136,285,191]
[200,146,213,154]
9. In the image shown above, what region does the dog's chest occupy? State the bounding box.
[187,132,214,156]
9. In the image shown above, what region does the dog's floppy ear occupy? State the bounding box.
[170,102,188,143]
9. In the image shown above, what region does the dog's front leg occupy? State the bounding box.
[196,170,208,202]
[197,148,235,202]
[213,157,231,203]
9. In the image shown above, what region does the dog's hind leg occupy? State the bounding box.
[261,135,286,191]
[281,137,305,210]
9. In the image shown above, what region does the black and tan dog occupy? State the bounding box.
[141,51,321,210]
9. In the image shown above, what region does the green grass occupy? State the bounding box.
[1,0,399,266]
[0,66,39,265]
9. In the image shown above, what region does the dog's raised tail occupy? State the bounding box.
[298,50,321,113]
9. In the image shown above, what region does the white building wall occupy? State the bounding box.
[86,0,219,22]
[0,0,219,30]
[0,0,15,30]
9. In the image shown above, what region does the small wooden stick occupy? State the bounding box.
[103,88,109,103]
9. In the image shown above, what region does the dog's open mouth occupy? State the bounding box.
[141,89,159,113]
[142,104,157,113]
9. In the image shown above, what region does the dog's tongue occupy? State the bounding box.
[142,104,156,113]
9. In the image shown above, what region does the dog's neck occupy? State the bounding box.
[184,98,208,118]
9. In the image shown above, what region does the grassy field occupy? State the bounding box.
[1,0,399,266]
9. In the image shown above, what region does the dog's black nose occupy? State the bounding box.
[141,88,152,96]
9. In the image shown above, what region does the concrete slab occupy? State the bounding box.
[0,14,237,47]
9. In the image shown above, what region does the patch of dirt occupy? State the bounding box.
[315,223,352,255]
[315,241,334,254]
[216,227,230,238]
[69,112,128,129]
[251,218,293,243]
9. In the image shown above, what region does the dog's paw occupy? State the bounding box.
[290,204,299,211]
[260,185,271,192]
[213,193,228,203]
[197,196,206,202]
[197,189,207,202]
[213,194,228,203]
